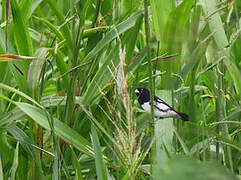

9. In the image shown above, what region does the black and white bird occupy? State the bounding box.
[135,87,189,121]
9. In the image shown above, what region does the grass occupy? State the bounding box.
[0,0,240,179]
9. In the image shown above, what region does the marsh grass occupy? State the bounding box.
[0,0,240,179]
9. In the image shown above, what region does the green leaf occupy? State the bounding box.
[125,14,144,64]
[7,124,35,158]
[127,47,147,73]
[10,0,33,56]
[54,50,69,88]
[0,27,16,53]
[150,0,175,41]
[14,102,94,157]
[91,124,109,180]
[201,0,241,96]
[33,16,65,40]
[83,10,143,63]
[153,0,195,89]
[30,0,44,16]
[162,0,195,52]
[45,0,72,49]
[70,147,83,180]
[83,44,120,106]
[0,155,3,180]
[0,83,42,108]
[19,0,33,21]
[158,156,238,180]
[0,108,24,126]
[10,141,19,180]
[173,128,190,155]
[27,48,49,98]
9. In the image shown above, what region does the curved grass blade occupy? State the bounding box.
[83,10,143,63]
[30,0,44,16]
[14,102,94,157]
[0,83,42,108]
[27,48,48,98]
[45,0,72,49]
[7,124,35,158]
[83,44,119,105]
[0,54,44,62]
[33,16,65,40]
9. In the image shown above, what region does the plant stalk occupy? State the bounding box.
[144,0,155,177]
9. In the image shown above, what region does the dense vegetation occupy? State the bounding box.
[0,0,240,179]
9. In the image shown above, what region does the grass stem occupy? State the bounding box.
[144,0,156,177]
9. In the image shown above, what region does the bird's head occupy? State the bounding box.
[135,88,150,102]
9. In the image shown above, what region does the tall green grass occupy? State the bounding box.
[0,0,240,179]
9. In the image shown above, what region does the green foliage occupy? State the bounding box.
[0,0,240,179]
[158,156,238,180]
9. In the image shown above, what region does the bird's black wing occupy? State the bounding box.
[153,96,189,121]
[153,96,178,113]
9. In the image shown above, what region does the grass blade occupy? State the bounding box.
[0,155,3,180]
[150,0,174,41]
[10,0,33,56]
[201,0,241,95]
[91,124,109,180]
[83,10,143,63]
[27,48,48,98]
[10,141,19,180]
[7,124,35,158]
[70,147,83,180]
[14,102,95,157]
[83,44,119,105]
[19,0,33,21]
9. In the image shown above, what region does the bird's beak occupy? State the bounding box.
[135,89,140,97]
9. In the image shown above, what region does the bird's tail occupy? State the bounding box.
[178,112,189,121]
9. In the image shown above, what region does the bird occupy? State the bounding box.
[135,87,189,121]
